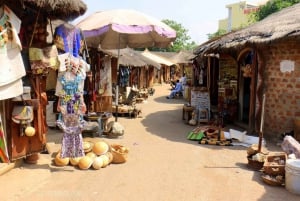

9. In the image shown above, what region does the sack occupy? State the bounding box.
[29,44,60,75]
[106,121,124,138]
[12,106,34,124]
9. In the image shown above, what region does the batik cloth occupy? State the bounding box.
[54,24,83,57]
[57,114,85,158]
[60,126,85,158]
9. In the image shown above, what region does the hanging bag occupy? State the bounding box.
[12,105,34,124]
[11,95,35,137]
[29,10,60,75]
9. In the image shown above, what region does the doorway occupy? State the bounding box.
[240,76,251,124]
[237,49,257,132]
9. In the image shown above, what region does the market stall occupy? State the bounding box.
[0,0,87,164]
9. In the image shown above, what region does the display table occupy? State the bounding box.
[112,105,141,118]
[182,105,195,123]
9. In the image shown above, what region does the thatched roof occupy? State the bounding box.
[150,51,177,60]
[169,50,194,64]
[2,0,87,20]
[141,49,176,66]
[101,48,161,69]
[194,3,300,55]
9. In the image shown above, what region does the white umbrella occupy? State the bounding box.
[76,9,176,120]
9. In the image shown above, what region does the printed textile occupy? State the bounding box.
[54,24,83,58]
[57,114,85,158]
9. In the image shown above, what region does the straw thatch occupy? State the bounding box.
[141,49,176,66]
[194,3,300,55]
[169,50,194,64]
[1,0,87,20]
[101,48,161,69]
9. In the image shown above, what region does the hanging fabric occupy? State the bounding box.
[54,22,88,158]
[54,23,83,58]
[0,5,26,100]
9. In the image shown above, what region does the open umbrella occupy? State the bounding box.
[76,9,176,120]
[76,9,176,49]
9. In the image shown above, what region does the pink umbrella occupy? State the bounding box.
[76,9,176,49]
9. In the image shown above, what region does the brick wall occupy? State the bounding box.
[261,38,300,137]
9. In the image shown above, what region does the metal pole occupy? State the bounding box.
[115,35,121,122]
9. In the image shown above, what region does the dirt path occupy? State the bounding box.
[0,83,299,201]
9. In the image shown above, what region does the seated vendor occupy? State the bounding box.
[166,80,182,99]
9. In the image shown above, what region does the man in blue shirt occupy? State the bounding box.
[166,80,182,99]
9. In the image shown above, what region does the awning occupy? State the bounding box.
[100,48,161,69]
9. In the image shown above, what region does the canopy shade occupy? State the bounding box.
[76,9,176,49]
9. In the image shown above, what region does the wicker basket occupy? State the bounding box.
[111,144,129,164]
[263,153,286,176]
[261,174,285,186]
[247,156,264,171]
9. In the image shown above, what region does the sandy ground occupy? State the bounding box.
[0,83,299,201]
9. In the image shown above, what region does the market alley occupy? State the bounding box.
[0,83,299,201]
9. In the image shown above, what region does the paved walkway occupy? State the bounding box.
[0,83,299,201]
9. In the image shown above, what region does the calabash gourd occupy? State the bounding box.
[93,141,109,155]
[92,156,104,170]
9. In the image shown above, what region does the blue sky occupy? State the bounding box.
[75,0,261,45]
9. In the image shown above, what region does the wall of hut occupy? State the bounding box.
[260,38,300,137]
[197,38,300,138]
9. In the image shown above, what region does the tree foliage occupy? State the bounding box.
[207,29,227,40]
[251,0,300,21]
[148,19,197,52]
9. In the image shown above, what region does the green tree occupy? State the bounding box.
[149,19,197,52]
[251,0,300,21]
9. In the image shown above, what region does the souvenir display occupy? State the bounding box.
[54,23,88,158]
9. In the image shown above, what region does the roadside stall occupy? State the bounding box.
[0,0,87,165]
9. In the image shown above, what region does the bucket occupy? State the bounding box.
[285,159,300,195]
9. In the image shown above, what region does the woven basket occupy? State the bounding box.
[111,144,129,164]
[247,156,264,171]
[261,174,285,186]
